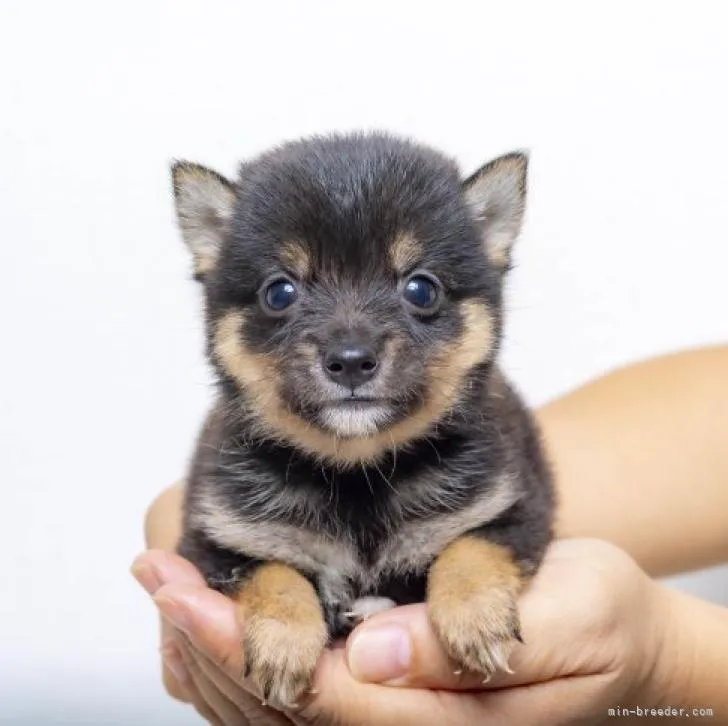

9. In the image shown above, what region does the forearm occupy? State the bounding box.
[538,345,728,576]
[648,584,728,716]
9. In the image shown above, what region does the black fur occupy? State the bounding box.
[174,132,555,637]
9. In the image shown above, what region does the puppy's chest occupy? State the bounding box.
[201,497,438,598]
[197,455,520,617]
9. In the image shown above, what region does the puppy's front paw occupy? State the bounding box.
[243,611,327,708]
[429,580,521,678]
[235,563,328,709]
[427,537,524,679]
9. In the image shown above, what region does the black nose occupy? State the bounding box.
[324,344,379,388]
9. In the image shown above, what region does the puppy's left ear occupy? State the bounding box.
[463,152,528,269]
[171,161,237,280]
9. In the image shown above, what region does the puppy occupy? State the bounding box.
[171,132,555,708]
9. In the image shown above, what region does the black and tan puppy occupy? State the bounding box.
[172,132,555,708]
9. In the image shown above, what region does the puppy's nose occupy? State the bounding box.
[324,344,379,388]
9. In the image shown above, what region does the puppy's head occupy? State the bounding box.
[172,133,527,466]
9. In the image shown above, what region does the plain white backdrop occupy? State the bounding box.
[1,2,727,723]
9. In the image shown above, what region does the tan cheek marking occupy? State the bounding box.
[214,311,288,428]
[279,241,311,279]
[213,303,494,468]
[378,299,494,445]
[215,311,273,388]
[388,232,421,274]
[437,299,495,373]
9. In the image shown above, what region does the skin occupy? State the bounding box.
[540,344,728,576]
[133,345,728,724]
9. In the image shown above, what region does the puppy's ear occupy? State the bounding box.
[171,161,236,280]
[463,152,528,269]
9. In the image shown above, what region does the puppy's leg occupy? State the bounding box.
[427,535,526,679]
[234,562,328,709]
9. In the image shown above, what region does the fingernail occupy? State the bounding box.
[131,557,162,595]
[161,641,190,684]
[154,595,192,634]
[347,624,411,683]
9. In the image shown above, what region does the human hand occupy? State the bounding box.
[133,533,678,726]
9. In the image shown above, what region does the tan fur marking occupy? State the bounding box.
[234,563,327,708]
[214,301,493,467]
[375,474,521,577]
[488,244,510,268]
[194,256,216,276]
[215,311,273,388]
[193,494,360,582]
[279,241,311,278]
[389,232,421,273]
[428,536,525,677]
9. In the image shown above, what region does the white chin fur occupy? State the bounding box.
[321,405,390,437]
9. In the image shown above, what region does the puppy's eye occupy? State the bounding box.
[402,274,439,311]
[263,278,298,312]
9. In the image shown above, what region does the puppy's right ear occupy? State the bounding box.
[171,161,236,280]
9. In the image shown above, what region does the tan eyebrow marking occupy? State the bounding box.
[389,232,422,274]
[279,241,311,278]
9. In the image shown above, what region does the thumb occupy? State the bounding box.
[345,602,562,691]
[345,539,626,691]
[345,605,494,690]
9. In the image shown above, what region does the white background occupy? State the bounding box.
[1,2,727,723]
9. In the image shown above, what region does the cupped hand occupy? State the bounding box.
[132,537,675,726]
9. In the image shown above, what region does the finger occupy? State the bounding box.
[160,633,194,703]
[470,672,621,724]
[155,582,467,726]
[132,550,210,702]
[310,645,616,726]
[298,646,479,726]
[131,549,207,594]
[161,635,221,721]
[153,582,247,678]
[157,584,304,722]
[177,637,250,726]
[345,604,488,690]
[185,640,293,726]
[345,555,605,691]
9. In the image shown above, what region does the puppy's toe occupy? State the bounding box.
[427,538,526,679]
[429,582,521,677]
[243,614,327,710]
[428,582,521,678]
[234,562,328,709]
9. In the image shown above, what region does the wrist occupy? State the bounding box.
[630,582,687,707]
[635,582,728,711]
